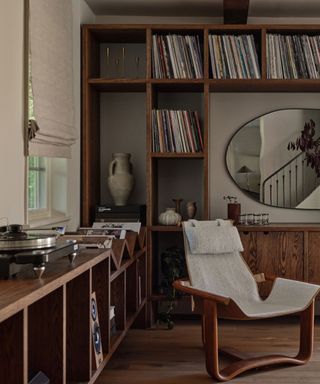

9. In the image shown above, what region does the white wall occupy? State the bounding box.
[210,93,320,222]
[68,0,95,230]
[0,0,94,229]
[0,0,25,225]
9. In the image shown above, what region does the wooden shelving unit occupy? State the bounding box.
[0,229,147,384]
[81,23,320,325]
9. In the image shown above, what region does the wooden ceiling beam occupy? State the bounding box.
[223,0,250,24]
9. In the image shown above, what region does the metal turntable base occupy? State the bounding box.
[0,225,78,279]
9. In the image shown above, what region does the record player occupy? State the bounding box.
[0,224,78,279]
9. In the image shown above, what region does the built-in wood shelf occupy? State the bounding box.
[0,228,147,384]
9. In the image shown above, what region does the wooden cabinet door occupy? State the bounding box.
[256,231,304,297]
[240,230,304,298]
[239,231,258,274]
[307,232,320,286]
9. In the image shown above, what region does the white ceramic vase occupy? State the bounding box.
[108,153,134,206]
[158,208,181,226]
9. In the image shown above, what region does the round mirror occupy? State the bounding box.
[226,109,320,209]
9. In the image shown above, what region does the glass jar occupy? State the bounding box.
[262,213,269,225]
[246,213,254,225]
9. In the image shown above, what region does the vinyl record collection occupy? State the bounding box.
[267,34,320,79]
[209,34,261,79]
[152,34,203,79]
[152,109,204,153]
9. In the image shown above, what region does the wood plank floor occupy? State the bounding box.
[96,318,320,383]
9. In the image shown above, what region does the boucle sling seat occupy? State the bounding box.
[173,219,320,382]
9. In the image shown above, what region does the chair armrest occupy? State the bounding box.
[254,273,276,283]
[173,279,230,305]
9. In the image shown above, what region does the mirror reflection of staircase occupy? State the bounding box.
[262,151,320,208]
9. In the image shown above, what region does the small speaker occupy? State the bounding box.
[91,292,103,368]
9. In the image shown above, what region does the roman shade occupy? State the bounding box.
[28,0,76,158]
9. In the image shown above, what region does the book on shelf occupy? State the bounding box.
[152,34,203,79]
[152,109,204,153]
[209,34,261,79]
[267,34,320,79]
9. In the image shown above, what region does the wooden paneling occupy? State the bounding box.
[239,231,258,273]
[240,230,305,298]
[257,231,304,279]
[256,231,304,297]
[308,232,320,286]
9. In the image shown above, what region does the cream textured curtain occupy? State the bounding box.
[28,0,76,158]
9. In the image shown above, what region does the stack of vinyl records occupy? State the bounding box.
[95,205,146,225]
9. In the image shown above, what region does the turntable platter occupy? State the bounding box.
[0,224,56,251]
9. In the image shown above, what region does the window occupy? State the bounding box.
[27,155,68,224]
[28,156,47,211]
[26,1,74,226]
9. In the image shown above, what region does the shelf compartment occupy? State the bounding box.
[126,261,138,316]
[83,26,147,79]
[208,29,262,80]
[137,252,147,305]
[92,258,110,360]
[89,78,147,92]
[266,31,320,80]
[154,158,204,223]
[28,287,64,384]
[150,231,184,296]
[99,92,147,207]
[151,29,204,80]
[66,271,91,383]
[0,311,24,383]
[110,271,126,333]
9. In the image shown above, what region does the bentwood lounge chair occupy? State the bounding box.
[173,219,320,381]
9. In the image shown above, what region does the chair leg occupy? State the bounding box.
[203,299,221,379]
[296,299,315,362]
[201,315,206,346]
[203,299,316,382]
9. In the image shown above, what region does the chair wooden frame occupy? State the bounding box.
[173,276,315,382]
